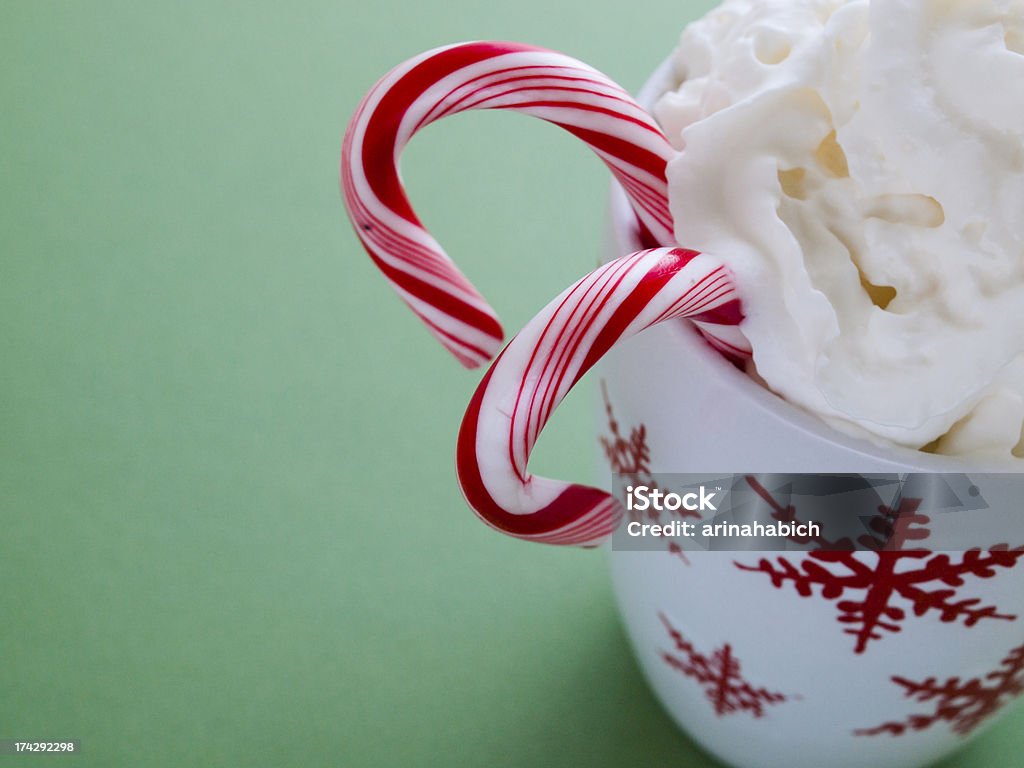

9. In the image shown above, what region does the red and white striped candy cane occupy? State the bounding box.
[341,41,678,368]
[457,247,743,546]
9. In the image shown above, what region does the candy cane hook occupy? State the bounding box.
[456,247,743,546]
[341,41,677,368]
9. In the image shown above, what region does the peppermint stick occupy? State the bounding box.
[457,248,744,546]
[341,41,677,368]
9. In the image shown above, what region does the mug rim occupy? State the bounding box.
[611,56,1011,474]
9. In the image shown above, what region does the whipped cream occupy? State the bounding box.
[655,0,1024,459]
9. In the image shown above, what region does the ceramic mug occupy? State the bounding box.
[563,63,1024,768]
[596,181,1024,768]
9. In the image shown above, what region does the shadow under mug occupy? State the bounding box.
[588,61,1024,768]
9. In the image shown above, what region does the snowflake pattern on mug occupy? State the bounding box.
[659,612,795,718]
[600,383,654,514]
[600,382,698,525]
[736,481,1024,654]
[856,643,1024,737]
[744,475,932,552]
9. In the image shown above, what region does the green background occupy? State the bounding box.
[2,1,1022,766]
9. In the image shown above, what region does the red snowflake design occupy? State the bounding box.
[856,643,1024,737]
[737,480,1024,653]
[600,384,651,488]
[746,475,931,552]
[600,383,698,523]
[659,612,794,718]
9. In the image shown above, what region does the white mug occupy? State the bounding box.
[576,60,1024,768]
[599,177,1024,768]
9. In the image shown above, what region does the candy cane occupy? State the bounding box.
[456,247,743,546]
[341,41,678,368]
